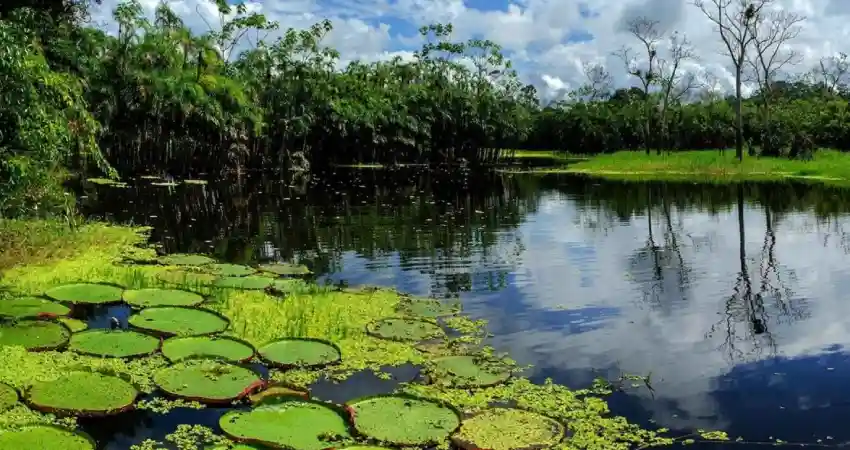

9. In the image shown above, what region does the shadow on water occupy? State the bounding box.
[77,168,850,448]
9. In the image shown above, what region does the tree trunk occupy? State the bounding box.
[735,68,744,161]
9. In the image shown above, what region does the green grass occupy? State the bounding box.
[538,149,850,185]
[498,149,588,166]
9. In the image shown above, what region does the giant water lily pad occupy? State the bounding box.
[161,335,255,363]
[128,306,229,336]
[27,371,138,416]
[153,359,262,403]
[451,408,565,450]
[123,288,204,308]
[220,398,351,449]
[58,318,88,333]
[156,269,218,286]
[257,263,311,277]
[0,425,95,449]
[396,297,460,318]
[0,320,70,350]
[203,264,257,277]
[0,297,70,319]
[158,254,215,266]
[248,383,310,406]
[346,394,460,446]
[212,276,288,290]
[258,338,341,369]
[366,318,445,342]
[44,283,123,305]
[68,329,160,358]
[0,383,17,411]
[430,355,511,388]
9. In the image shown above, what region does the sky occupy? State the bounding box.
[87,0,850,100]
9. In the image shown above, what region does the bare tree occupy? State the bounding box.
[574,62,613,101]
[658,33,699,153]
[692,0,772,161]
[815,52,850,95]
[615,17,663,154]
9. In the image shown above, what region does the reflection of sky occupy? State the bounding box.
[324,186,850,447]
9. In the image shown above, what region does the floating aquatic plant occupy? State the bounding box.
[26,371,138,416]
[161,335,255,363]
[44,283,124,305]
[0,384,17,412]
[365,317,446,342]
[395,297,460,318]
[451,407,565,450]
[257,263,312,277]
[128,306,229,336]
[202,264,257,277]
[157,254,215,266]
[0,319,70,351]
[346,394,461,446]
[248,383,310,406]
[0,297,70,319]
[122,288,205,308]
[0,425,95,449]
[429,355,512,388]
[257,338,341,369]
[68,329,160,358]
[153,359,262,404]
[57,318,88,333]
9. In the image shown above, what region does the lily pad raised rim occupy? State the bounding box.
[0,318,72,351]
[219,396,353,448]
[449,406,567,450]
[67,329,163,359]
[121,287,208,309]
[247,381,311,406]
[160,334,256,363]
[364,316,446,342]
[24,370,140,417]
[0,424,98,449]
[344,393,463,446]
[127,305,231,337]
[0,295,72,320]
[427,354,513,389]
[152,358,266,405]
[257,337,343,369]
[43,282,126,306]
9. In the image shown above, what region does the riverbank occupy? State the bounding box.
[0,219,695,449]
[514,149,850,185]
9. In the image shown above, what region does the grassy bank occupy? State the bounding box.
[538,149,850,185]
[0,219,697,449]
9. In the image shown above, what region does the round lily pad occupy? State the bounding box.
[128,306,229,336]
[258,338,341,369]
[68,329,160,358]
[396,298,460,318]
[0,425,95,450]
[366,318,445,342]
[27,371,138,416]
[157,254,216,266]
[249,384,310,406]
[156,269,218,285]
[257,263,311,277]
[451,408,565,450]
[161,335,255,363]
[430,355,512,388]
[0,319,70,351]
[220,397,351,449]
[153,359,262,404]
[0,383,17,411]
[346,394,461,446]
[122,288,204,308]
[44,283,124,305]
[58,318,88,333]
[212,276,279,290]
[203,264,257,277]
[0,297,70,319]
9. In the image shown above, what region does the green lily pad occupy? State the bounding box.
[257,263,311,277]
[27,371,138,416]
[0,297,71,319]
[220,398,351,449]
[44,283,124,305]
[365,317,445,342]
[396,297,460,318]
[346,394,461,446]
[68,329,160,358]
[156,269,218,285]
[122,288,204,308]
[0,425,95,449]
[258,338,341,369]
[0,319,70,350]
[0,383,17,411]
[248,384,310,406]
[157,254,216,266]
[161,335,255,363]
[451,408,565,450]
[128,306,229,336]
[212,276,278,290]
[203,264,257,277]
[430,355,512,388]
[153,359,262,404]
[58,318,88,333]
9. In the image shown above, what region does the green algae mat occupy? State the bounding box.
[0,425,95,450]
[220,398,351,449]
[203,263,257,277]
[366,317,446,342]
[0,319,70,350]
[451,408,565,450]
[128,306,229,336]
[396,297,460,318]
[153,360,262,403]
[257,263,311,276]
[27,371,138,416]
[0,383,17,411]
[430,355,512,388]
[44,283,124,305]
[68,329,160,358]
[122,288,205,308]
[346,394,460,446]
[0,297,70,319]
[257,338,341,368]
[157,254,215,266]
[161,335,255,363]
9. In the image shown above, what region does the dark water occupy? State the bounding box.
[78,167,850,449]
